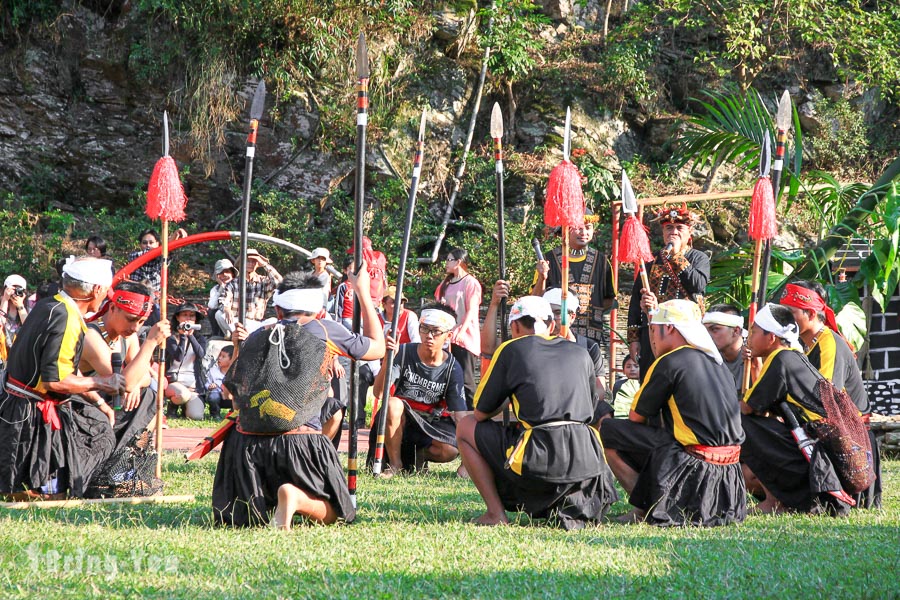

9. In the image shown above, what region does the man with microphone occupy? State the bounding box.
[627,204,710,382]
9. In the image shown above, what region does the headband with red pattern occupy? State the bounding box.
[87,288,153,322]
[780,283,840,333]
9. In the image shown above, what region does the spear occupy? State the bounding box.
[237,80,267,327]
[372,110,427,476]
[544,107,584,338]
[491,102,509,342]
[145,111,188,477]
[619,170,653,295]
[490,102,512,427]
[347,32,369,505]
[743,134,777,392]
[757,90,792,308]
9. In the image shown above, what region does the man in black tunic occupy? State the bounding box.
[0,258,125,499]
[740,303,855,516]
[456,295,618,529]
[531,208,614,346]
[601,299,746,526]
[627,204,710,382]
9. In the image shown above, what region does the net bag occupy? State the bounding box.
[225,322,334,433]
[86,431,163,498]
[807,379,875,494]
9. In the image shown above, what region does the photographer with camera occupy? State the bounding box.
[164,302,209,420]
[1,274,30,359]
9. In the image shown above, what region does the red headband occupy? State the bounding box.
[111,289,153,317]
[780,283,840,333]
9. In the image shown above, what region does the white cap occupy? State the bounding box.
[308,248,333,264]
[4,274,26,289]
[541,287,579,313]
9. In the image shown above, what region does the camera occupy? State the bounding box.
[178,322,202,332]
[13,287,25,298]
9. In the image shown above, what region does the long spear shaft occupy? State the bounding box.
[347,32,369,505]
[559,108,573,338]
[490,102,510,427]
[757,90,792,308]
[372,111,427,476]
[237,81,267,326]
[155,218,168,478]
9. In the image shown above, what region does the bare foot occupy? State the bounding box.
[377,465,398,479]
[613,508,647,524]
[273,484,302,530]
[751,498,787,515]
[456,464,470,479]
[472,512,509,526]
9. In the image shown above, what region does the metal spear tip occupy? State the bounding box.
[621,169,637,214]
[418,109,427,141]
[250,80,266,120]
[759,132,772,178]
[356,32,370,79]
[563,107,571,162]
[162,110,169,157]
[490,102,503,139]
[776,89,792,131]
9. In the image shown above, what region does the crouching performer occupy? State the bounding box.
[0,258,126,500]
[740,304,872,516]
[371,304,466,476]
[601,299,746,526]
[212,266,384,528]
[456,296,618,529]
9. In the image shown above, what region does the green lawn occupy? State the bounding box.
[2,454,898,599]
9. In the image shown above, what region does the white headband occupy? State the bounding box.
[62,259,113,287]
[273,288,325,312]
[420,309,457,331]
[754,304,801,349]
[702,311,745,329]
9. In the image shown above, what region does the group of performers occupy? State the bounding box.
[0,201,882,530]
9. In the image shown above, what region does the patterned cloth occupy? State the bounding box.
[127,249,161,292]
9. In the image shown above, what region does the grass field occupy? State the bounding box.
[2,453,898,599]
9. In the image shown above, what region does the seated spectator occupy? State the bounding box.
[164,302,209,420]
[207,258,239,337]
[85,235,108,259]
[609,355,640,419]
[206,344,235,419]
[371,304,465,476]
[240,248,283,332]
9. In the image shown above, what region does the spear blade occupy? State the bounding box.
[250,80,266,121]
[356,32,369,79]
[563,106,571,162]
[418,108,427,142]
[162,110,169,157]
[490,102,503,139]
[621,169,637,215]
[758,132,771,178]
[776,90,792,131]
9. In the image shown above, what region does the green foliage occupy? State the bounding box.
[573,150,619,218]
[479,0,549,84]
[0,0,59,39]
[856,182,900,312]
[595,38,658,111]
[675,90,803,197]
[0,194,74,279]
[808,97,869,172]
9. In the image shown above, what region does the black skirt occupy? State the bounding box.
[741,414,852,516]
[365,403,458,472]
[474,420,618,530]
[601,418,746,527]
[0,392,115,497]
[212,428,355,527]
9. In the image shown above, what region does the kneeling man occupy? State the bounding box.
[456,296,618,529]
[601,299,746,526]
[372,304,466,475]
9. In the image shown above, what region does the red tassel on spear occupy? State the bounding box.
[619,170,653,293]
[146,111,188,476]
[743,133,776,392]
[544,108,584,338]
